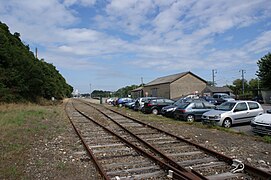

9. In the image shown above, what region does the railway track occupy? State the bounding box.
[66,99,271,179]
[66,100,200,179]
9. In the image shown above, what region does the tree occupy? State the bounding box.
[114,85,140,97]
[207,81,216,86]
[0,21,73,102]
[232,79,248,94]
[248,78,260,96]
[91,90,111,98]
[256,52,271,90]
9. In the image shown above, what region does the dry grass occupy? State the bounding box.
[0,103,63,179]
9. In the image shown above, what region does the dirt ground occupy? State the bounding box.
[22,102,101,180]
[21,100,271,179]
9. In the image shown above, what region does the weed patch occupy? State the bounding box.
[263,135,271,143]
[0,103,61,179]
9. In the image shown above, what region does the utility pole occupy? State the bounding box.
[212,69,217,86]
[89,83,91,99]
[257,78,260,96]
[239,69,246,95]
[35,47,38,59]
[141,77,144,97]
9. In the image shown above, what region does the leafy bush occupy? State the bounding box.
[0,21,73,102]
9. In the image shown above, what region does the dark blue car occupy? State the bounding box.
[116,98,133,107]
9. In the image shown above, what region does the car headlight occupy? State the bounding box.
[214,114,221,119]
[167,108,174,112]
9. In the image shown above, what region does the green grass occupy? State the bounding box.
[0,103,62,179]
[56,162,67,170]
[4,166,19,178]
[263,135,271,143]
[0,109,45,126]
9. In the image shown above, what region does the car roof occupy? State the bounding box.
[222,100,260,103]
[213,93,229,95]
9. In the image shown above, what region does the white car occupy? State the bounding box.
[202,101,263,128]
[251,111,271,135]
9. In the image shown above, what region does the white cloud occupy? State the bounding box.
[1,0,271,91]
[63,0,96,7]
[244,30,271,54]
[1,0,77,27]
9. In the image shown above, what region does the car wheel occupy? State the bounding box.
[152,109,158,115]
[186,115,195,122]
[222,118,232,128]
[173,113,179,120]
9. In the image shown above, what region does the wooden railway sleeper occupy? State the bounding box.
[77,100,271,179]
[72,102,204,180]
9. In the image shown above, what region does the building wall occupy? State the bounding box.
[131,90,142,99]
[143,83,170,98]
[170,74,207,99]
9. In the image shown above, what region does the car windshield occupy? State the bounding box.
[205,97,214,100]
[215,102,236,111]
[173,97,192,105]
[177,102,190,109]
[221,94,231,98]
[173,99,183,105]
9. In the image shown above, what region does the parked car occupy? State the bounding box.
[134,97,157,111]
[124,100,136,109]
[173,100,215,122]
[202,101,263,128]
[161,97,200,117]
[250,110,271,136]
[213,93,235,105]
[251,95,264,104]
[106,97,118,104]
[116,98,133,107]
[184,94,199,99]
[142,98,175,115]
[202,96,217,105]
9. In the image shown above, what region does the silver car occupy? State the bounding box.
[202,101,263,128]
[251,110,271,135]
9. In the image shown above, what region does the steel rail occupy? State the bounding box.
[72,101,203,180]
[84,100,207,180]
[110,107,271,179]
[80,100,271,179]
[65,101,110,180]
[108,106,271,179]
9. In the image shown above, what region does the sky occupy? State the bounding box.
[1,0,271,94]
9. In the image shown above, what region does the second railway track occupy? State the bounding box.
[66,99,271,179]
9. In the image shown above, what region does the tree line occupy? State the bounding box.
[227,53,271,99]
[90,85,141,98]
[91,52,271,99]
[0,22,73,102]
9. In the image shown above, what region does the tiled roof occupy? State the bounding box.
[131,86,143,92]
[145,71,206,86]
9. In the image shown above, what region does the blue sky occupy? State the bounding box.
[1,0,271,94]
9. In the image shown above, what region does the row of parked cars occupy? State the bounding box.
[106,93,271,136]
